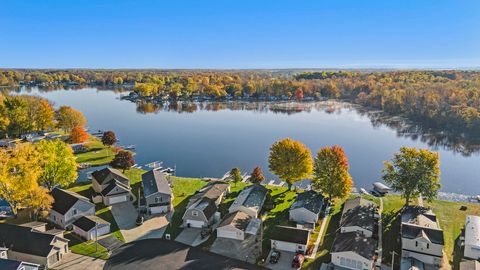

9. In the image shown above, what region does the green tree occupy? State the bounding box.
[269,138,313,190]
[312,146,353,200]
[110,150,135,172]
[249,166,265,184]
[230,167,242,186]
[37,140,78,190]
[382,147,441,206]
[55,106,87,131]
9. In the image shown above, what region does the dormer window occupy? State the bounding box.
[192,211,198,216]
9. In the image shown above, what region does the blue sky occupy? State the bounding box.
[1,0,479,69]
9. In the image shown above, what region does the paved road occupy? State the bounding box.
[104,239,263,270]
[53,252,106,270]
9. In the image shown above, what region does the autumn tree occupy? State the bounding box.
[70,126,88,143]
[382,147,441,206]
[249,166,265,184]
[110,150,135,172]
[26,186,53,220]
[312,146,353,200]
[269,138,313,190]
[102,131,117,147]
[295,88,304,100]
[55,106,87,131]
[230,167,242,186]
[37,140,78,190]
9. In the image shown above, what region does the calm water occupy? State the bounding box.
[17,87,480,195]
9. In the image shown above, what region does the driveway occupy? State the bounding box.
[210,234,261,264]
[52,252,105,270]
[111,202,169,242]
[265,250,299,270]
[175,227,202,246]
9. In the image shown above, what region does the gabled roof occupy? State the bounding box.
[218,211,252,231]
[188,182,229,208]
[190,198,217,220]
[92,167,130,186]
[73,216,110,232]
[332,231,377,260]
[100,180,131,196]
[0,258,22,270]
[51,188,93,215]
[142,170,172,197]
[401,206,438,228]
[0,223,67,257]
[290,190,324,214]
[340,197,377,231]
[270,226,310,244]
[401,223,444,245]
[242,184,268,208]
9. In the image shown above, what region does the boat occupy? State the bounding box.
[360,188,369,195]
[373,182,392,195]
[160,167,175,175]
[145,161,163,169]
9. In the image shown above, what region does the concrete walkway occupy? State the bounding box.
[307,216,328,259]
[53,253,106,270]
[376,197,384,267]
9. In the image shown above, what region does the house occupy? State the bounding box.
[91,167,132,205]
[0,198,14,218]
[0,258,40,270]
[289,190,325,225]
[49,188,95,229]
[228,184,268,218]
[460,260,480,270]
[270,225,310,253]
[0,223,69,268]
[464,215,480,260]
[72,216,110,241]
[141,169,173,214]
[331,232,378,270]
[401,206,444,267]
[182,182,230,228]
[340,197,377,237]
[216,211,261,240]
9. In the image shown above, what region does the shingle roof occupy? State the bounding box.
[0,258,22,270]
[142,170,172,197]
[270,226,310,244]
[73,216,110,232]
[242,184,268,208]
[401,223,444,245]
[332,231,377,259]
[0,223,66,257]
[100,180,130,196]
[290,190,324,214]
[188,182,229,208]
[92,167,130,186]
[193,198,218,219]
[340,197,377,231]
[51,188,92,215]
[218,211,252,231]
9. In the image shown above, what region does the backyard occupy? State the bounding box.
[75,135,115,166]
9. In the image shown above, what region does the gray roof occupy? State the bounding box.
[73,216,110,232]
[401,223,444,245]
[51,188,93,215]
[142,170,172,197]
[218,211,252,231]
[332,231,377,259]
[290,190,324,214]
[192,198,218,219]
[0,258,22,270]
[340,197,377,231]
[188,182,229,208]
[270,226,310,244]
[92,167,130,186]
[243,184,268,208]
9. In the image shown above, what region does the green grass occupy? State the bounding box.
[381,195,407,267]
[75,135,114,166]
[64,232,109,260]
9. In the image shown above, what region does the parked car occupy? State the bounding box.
[269,250,281,264]
[291,253,304,268]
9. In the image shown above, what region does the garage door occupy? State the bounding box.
[108,195,128,205]
[217,228,241,240]
[186,219,205,228]
[150,206,168,214]
[89,226,110,240]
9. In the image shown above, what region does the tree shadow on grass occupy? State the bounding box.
[382,209,402,268]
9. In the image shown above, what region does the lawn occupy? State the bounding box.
[64,231,109,260]
[75,135,115,166]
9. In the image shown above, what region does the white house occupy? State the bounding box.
[401,206,444,267]
[228,184,268,218]
[141,170,173,214]
[91,167,131,205]
[289,190,325,225]
[49,188,95,229]
[72,216,111,241]
[216,211,261,240]
[464,215,480,259]
[331,232,377,270]
[340,197,377,238]
[270,225,310,253]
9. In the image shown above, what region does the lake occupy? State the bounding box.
[17,87,480,195]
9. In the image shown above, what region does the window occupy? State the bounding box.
[298,245,303,250]
[340,257,346,266]
[73,209,77,215]
[356,261,362,269]
[415,241,418,247]
[155,197,159,203]
[192,211,198,216]
[426,243,430,249]
[53,216,56,221]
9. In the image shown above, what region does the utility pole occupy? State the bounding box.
[95,221,98,253]
[391,251,397,270]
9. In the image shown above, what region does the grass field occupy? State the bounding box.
[64,231,109,260]
[75,135,114,166]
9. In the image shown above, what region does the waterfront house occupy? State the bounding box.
[400,206,444,267]
[464,215,480,260]
[289,190,325,226]
[48,188,95,229]
[182,182,230,228]
[340,197,378,238]
[0,223,69,268]
[91,167,131,205]
[270,225,310,254]
[216,211,261,240]
[0,257,40,270]
[228,184,268,218]
[141,169,173,214]
[72,216,110,241]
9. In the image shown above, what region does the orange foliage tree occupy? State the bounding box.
[70,126,88,143]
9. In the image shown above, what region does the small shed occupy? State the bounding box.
[73,216,110,240]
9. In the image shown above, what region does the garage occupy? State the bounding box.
[150,205,169,214]
[217,227,243,240]
[73,216,111,241]
[185,219,205,228]
[106,195,128,205]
